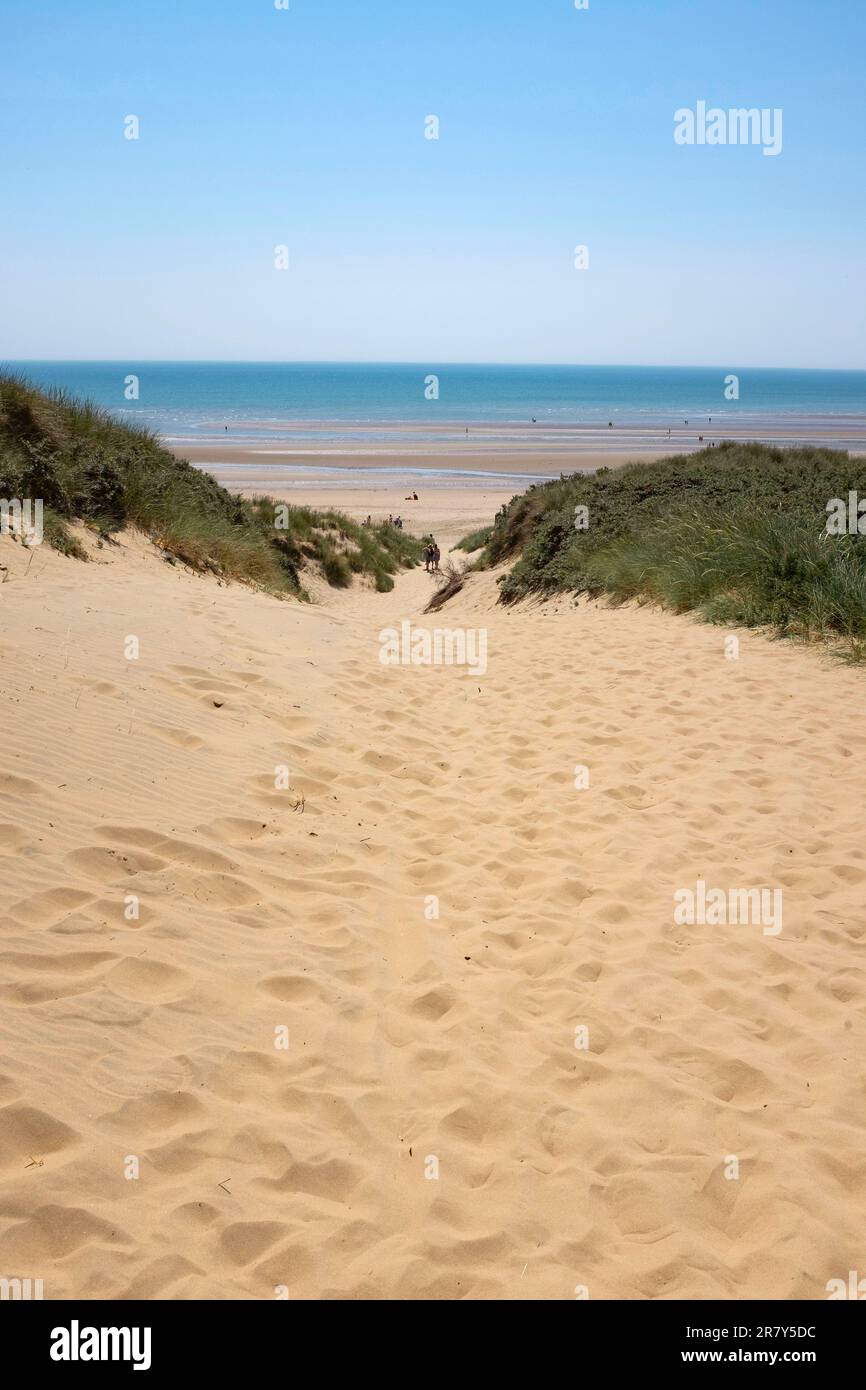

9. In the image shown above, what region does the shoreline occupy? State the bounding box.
[175,446,627,536]
[167,416,866,459]
[169,416,866,480]
[169,429,866,537]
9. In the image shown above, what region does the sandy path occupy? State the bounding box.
[1,529,865,1300]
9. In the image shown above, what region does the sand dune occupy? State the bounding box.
[1,524,865,1300]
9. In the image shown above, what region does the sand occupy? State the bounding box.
[175,412,866,468]
[2,512,866,1301]
[171,421,866,540]
[247,487,508,542]
[172,422,866,538]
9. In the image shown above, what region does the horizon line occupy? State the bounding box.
[3,358,866,374]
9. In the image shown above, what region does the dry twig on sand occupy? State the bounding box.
[424,560,467,614]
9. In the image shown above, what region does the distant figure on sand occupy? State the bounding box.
[432,543,440,573]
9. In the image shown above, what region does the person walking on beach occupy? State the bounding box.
[432,542,441,573]
[423,542,434,572]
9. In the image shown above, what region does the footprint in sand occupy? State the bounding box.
[0,1102,78,1172]
[0,773,40,796]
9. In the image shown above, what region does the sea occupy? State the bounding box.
[6,362,866,451]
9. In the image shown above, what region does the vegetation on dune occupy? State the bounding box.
[0,374,421,597]
[453,524,493,555]
[459,442,866,656]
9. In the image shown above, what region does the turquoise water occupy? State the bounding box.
[6,362,866,443]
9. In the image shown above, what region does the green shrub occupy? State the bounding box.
[474,442,866,655]
[455,525,493,553]
[0,374,422,595]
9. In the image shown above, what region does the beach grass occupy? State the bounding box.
[462,442,866,654]
[453,524,494,555]
[0,373,422,597]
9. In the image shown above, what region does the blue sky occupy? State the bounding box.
[1,0,864,366]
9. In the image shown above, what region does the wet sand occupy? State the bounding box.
[169,420,866,528]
